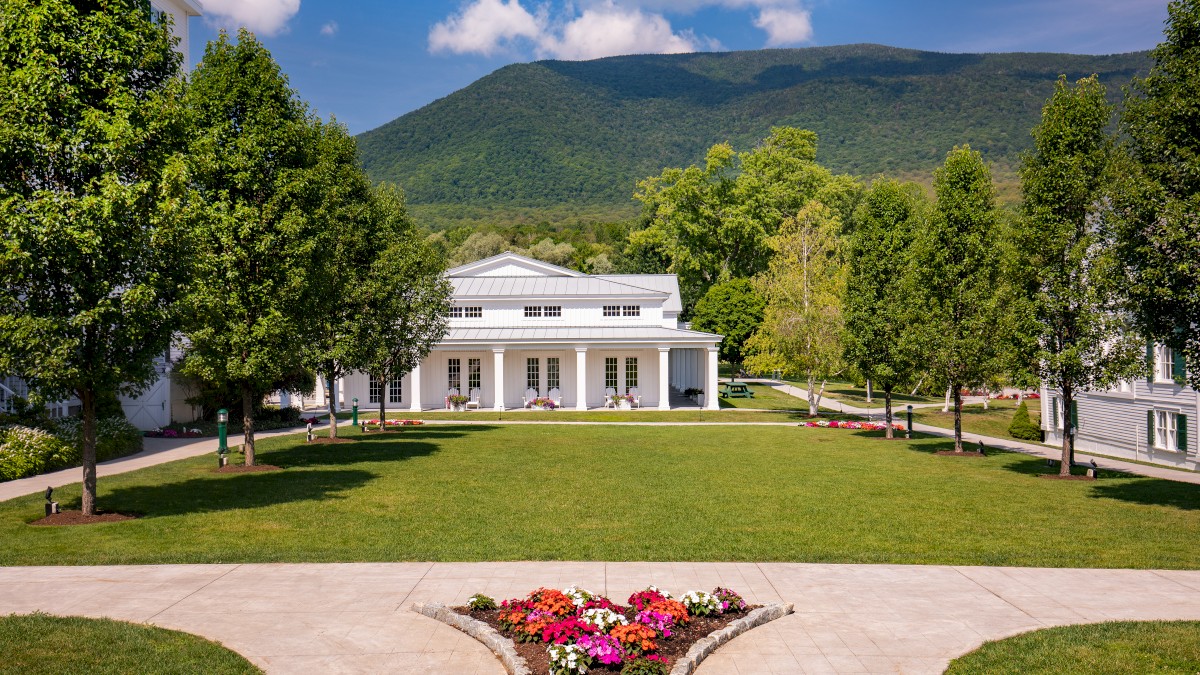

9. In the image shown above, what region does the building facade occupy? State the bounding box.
[337,253,723,411]
[1041,343,1197,471]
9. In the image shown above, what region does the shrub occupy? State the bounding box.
[0,425,70,481]
[51,417,143,463]
[620,655,669,675]
[467,593,497,611]
[1008,401,1042,441]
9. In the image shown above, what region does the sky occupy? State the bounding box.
[186,0,1172,135]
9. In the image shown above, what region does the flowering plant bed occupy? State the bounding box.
[530,398,558,410]
[143,428,204,438]
[363,419,424,430]
[454,585,756,674]
[802,420,903,431]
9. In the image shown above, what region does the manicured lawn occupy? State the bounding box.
[358,405,857,422]
[788,379,944,407]
[912,399,1041,441]
[716,383,810,410]
[946,621,1200,674]
[2,424,1199,567]
[0,614,260,675]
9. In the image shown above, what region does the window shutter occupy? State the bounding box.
[1070,400,1078,431]
[1051,397,1059,429]
[1147,410,1155,448]
[1172,350,1187,383]
[1179,414,1189,453]
[1146,342,1155,383]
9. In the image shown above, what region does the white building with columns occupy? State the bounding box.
[337,253,723,411]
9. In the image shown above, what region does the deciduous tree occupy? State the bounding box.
[690,279,765,376]
[0,0,191,514]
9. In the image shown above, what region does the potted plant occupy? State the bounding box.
[447,394,470,411]
[614,393,634,410]
[530,397,557,411]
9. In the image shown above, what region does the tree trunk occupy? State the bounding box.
[1016,390,1024,405]
[910,374,925,397]
[1060,388,1073,476]
[807,370,819,416]
[241,381,256,466]
[884,390,894,440]
[866,379,872,403]
[80,388,98,516]
[943,386,952,413]
[953,387,963,452]
[378,372,386,431]
[982,386,990,410]
[326,375,338,439]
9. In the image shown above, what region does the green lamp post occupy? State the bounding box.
[352,397,359,426]
[217,408,229,466]
[906,405,913,440]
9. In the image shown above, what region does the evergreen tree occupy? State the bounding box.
[0,0,191,514]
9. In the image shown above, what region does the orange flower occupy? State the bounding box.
[610,623,658,653]
[648,599,690,625]
[529,588,575,616]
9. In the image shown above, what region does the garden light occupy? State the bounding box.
[216,408,229,467]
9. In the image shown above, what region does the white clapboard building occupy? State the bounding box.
[334,253,724,411]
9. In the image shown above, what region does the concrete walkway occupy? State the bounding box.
[3,562,1199,674]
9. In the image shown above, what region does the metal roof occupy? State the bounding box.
[442,326,721,344]
[595,275,683,313]
[449,276,667,299]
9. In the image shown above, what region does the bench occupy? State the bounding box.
[721,382,754,398]
[1045,458,1099,478]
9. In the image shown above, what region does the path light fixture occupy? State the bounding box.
[352,397,358,426]
[906,405,913,440]
[217,408,229,467]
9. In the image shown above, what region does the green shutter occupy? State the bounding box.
[1179,414,1189,453]
[1147,410,1155,448]
[1051,397,1059,429]
[1070,400,1078,431]
[1147,342,1155,383]
[1172,350,1187,383]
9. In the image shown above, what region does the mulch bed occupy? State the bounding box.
[307,437,354,444]
[935,450,986,457]
[1039,474,1096,481]
[215,463,283,473]
[456,606,757,674]
[29,510,140,526]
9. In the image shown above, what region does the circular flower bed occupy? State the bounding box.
[461,585,753,674]
[802,420,903,431]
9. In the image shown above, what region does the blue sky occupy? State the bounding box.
[187,0,1171,135]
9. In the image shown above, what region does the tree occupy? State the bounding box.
[357,194,453,425]
[745,202,846,416]
[178,30,324,465]
[1113,0,1200,388]
[0,0,191,515]
[1016,75,1146,473]
[912,146,1003,451]
[303,120,381,439]
[843,180,927,438]
[690,279,765,376]
[449,231,508,267]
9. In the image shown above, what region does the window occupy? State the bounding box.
[468,358,481,392]
[371,375,401,404]
[603,305,621,317]
[449,307,463,319]
[1155,346,1176,383]
[1153,410,1178,450]
[368,375,382,404]
[622,305,641,317]
[625,357,638,390]
[545,306,562,317]
[448,358,461,392]
[524,306,543,318]
[1117,380,1133,394]
[605,357,618,390]
[389,378,402,404]
[452,306,482,319]
[547,357,560,391]
[526,358,540,393]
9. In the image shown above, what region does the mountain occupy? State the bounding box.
[357,44,1149,225]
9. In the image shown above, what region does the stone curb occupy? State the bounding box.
[411,600,793,675]
[668,603,794,675]
[411,602,531,675]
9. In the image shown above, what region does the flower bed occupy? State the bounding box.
[456,586,754,674]
[362,419,423,430]
[802,420,903,431]
[143,427,205,439]
[530,397,557,410]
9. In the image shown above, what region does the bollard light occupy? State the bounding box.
[217,408,229,467]
[352,397,359,426]
[905,405,913,440]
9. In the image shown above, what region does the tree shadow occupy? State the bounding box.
[76,468,380,518]
[1090,478,1200,511]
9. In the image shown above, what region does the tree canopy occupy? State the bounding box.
[690,278,765,372]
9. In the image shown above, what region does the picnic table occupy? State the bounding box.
[721,382,754,398]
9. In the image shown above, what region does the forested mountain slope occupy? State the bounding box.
[358,44,1148,223]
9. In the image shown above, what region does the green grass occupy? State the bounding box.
[355,404,858,423]
[716,383,813,410]
[3,424,1200,568]
[0,613,260,675]
[788,379,944,407]
[946,621,1200,674]
[912,400,1041,441]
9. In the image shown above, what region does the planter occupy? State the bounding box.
[617,401,632,410]
[531,405,547,411]
[451,405,465,412]
[696,394,705,408]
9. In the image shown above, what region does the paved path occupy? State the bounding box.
[3,562,1199,674]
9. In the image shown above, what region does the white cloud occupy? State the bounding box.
[202,0,301,36]
[320,21,338,37]
[429,0,543,56]
[753,6,812,46]
[540,4,703,59]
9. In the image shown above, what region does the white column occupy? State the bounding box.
[706,347,719,410]
[493,348,506,411]
[575,347,588,411]
[280,390,291,409]
[658,347,671,410]
[409,363,422,411]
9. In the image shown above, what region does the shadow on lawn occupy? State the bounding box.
[266,434,456,468]
[82,468,379,518]
[1090,478,1200,511]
